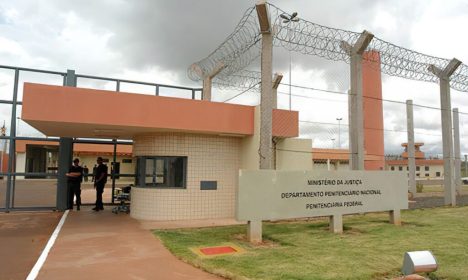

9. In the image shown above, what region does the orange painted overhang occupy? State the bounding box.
[22,83,298,139]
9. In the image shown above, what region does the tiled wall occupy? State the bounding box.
[131,133,240,220]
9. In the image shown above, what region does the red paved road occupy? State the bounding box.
[38,207,222,280]
[0,212,62,280]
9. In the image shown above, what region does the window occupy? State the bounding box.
[391,166,395,171]
[122,158,132,164]
[416,173,420,177]
[425,166,429,171]
[416,166,420,171]
[436,172,441,177]
[398,166,403,171]
[425,173,430,177]
[406,166,409,171]
[136,156,187,188]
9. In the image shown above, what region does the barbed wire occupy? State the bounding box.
[188,2,468,93]
[214,69,261,91]
[187,7,261,83]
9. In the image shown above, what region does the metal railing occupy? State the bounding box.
[0,64,203,212]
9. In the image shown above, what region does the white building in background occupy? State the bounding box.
[385,143,444,179]
[15,140,134,181]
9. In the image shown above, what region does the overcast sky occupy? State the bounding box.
[1,0,467,156]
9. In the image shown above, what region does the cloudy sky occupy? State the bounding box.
[0,0,467,156]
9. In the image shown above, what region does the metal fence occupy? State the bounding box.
[0,64,202,212]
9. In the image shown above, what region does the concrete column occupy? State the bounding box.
[247,220,262,243]
[350,53,364,170]
[428,59,461,206]
[271,74,282,169]
[330,214,343,233]
[247,0,272,243]
[465,155,468,178]
[57,69,76,211]
[202,77,212,101]
[453,108,462,195]
[341,31,374,170]
[327,159,331,171]
[347,89,355,170]
[258,3,273,170]
[406,100,416,195]
[389,209,401,226]
[201,63,225,101]
[272,73,283,109]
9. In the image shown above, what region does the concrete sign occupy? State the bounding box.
[237,170,408,221]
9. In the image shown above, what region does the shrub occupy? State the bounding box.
[416,183,424,193]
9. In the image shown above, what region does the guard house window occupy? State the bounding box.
[391,166,395,171]
[136,156,187,188]
[436,172,441,177]
[398,166,403,171]
[425,173,430,177]
[425,166,429,171]
[416,166,420,171]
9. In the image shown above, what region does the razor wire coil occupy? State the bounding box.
[188,2,468,93]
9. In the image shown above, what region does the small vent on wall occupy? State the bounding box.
[200,181,217,190]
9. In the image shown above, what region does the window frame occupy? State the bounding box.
[136,156,187,189]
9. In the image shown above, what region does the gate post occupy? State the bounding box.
[56,69,76,211]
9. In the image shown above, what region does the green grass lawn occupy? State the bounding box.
[420,185,468,193]
[153,207,468,280]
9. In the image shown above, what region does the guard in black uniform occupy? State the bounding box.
[93,157,108,211]
[66,158,83,211]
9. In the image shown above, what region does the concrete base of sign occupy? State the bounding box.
[389,210,401,226]
[247,220,262,243]
[330,215,343,233]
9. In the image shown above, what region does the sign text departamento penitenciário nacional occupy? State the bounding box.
[236,170,407,221]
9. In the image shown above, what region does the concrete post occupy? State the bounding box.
[428,58,461,206]
[272,73,283,109]
[389,209,401,226]
[202,63,225,101]
[406,100,416,195]
[465,155,468,177]
[57,69,76,211]
[330,214,343,233]
[257,0,273,171]
[347,89,355,171]
[202,77,212,101]
[341,31,374,170]
[246,0,273,243]
[453,108,462,195]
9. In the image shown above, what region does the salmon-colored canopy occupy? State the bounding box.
[22,83,298,139]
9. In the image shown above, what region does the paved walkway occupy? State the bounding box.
[38,206,222,280]
[0,212,62,280]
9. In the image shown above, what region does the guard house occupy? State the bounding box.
[21,83,309,220]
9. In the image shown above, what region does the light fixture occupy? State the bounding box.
[402,251,438,275]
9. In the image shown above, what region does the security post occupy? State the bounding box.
[428,58,462,206]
